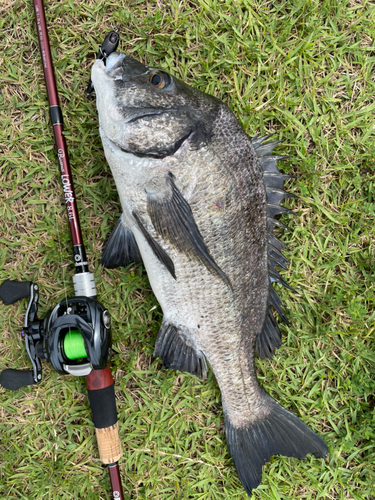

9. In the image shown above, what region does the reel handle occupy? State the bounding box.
[0,280,32,305]
[0,280,42,390]
[0,369,36,390]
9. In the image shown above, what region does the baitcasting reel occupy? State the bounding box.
[0,280,111,391]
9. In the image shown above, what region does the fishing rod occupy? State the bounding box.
[0,0,124,498]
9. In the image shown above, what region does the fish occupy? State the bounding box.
[90,51,328,496]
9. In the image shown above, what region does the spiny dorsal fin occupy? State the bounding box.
[251,134,296,360]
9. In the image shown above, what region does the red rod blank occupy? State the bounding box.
[32,0,83,247]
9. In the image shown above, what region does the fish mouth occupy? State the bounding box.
[105,52,126,79]
[93,52,125,80]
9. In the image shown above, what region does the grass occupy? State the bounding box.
[0,0,375,498]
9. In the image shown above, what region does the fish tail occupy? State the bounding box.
[225,392,328,497]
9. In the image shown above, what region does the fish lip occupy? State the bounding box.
[105,52,125,71]
[92,53,125,81]
[92,58,110,78]
[105,52,126,79]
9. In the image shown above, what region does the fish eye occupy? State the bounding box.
[149,71,171,89]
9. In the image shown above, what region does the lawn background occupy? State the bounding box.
[0,0,375,498]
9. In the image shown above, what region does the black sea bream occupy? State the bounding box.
[91,52,328,496]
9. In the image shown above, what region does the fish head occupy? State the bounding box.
[91,51,222,159]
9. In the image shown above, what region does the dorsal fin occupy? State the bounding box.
[251,135,296,360]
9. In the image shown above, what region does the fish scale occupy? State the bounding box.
[91,51,328,497]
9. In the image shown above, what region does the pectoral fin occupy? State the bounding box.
[147,172,231,288]
[101,214,142,268]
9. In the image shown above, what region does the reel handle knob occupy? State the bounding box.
[0,280,32,305]
[0,369,36,390]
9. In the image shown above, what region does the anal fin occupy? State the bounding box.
[154,321,207,379]
[101,214,142,269]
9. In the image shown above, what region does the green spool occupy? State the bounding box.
[63,330,87,360]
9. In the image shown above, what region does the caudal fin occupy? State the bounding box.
[225,393,328,497]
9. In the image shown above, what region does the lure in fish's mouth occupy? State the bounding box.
[86,31,120,96]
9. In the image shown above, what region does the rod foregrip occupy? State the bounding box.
[86,365,122,464]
